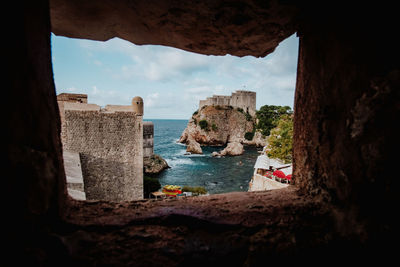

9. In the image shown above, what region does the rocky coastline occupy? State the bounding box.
[179,105,267,156]
[143,154,170,175]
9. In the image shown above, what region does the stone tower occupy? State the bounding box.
[57,94,144,201]
[132,96,144,115]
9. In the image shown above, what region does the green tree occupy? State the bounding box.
[244,131,255,141]
[267,115,293,163]
[199,119,208,130]
[256,105,292,136]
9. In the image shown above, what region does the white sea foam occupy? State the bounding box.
[166,157,191,167]
[166,156,207,167]
[186,153,206,158]
[175,141,186,146]
[174,148,187,156]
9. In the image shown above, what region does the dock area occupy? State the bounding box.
[249,174,289,191]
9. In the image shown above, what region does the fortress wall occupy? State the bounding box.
[143,122,154,158]
[199,98,213,110]
[198,90,256,116]
[57,93,88,103]
[213,95,231,106]
[104,105,133,112]
[230,91,256,116]
[62,110,143,201]
[62,102,101,111]
[58,102,102,147]
[199,100,207,110]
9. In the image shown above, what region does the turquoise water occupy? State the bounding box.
[147,119,261,194]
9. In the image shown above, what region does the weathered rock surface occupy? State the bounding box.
[223,142,244,156]
[179,105,255,147]
[213,142,244,157]
[9,1,399,265]
[143,154,169,175]
[242,131,268,147]
[50,0,298,57]
[186,139,203,154]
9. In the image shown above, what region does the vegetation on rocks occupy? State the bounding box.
[256,105,292,136]
[244,131,255,141]
[180,105,262,150]
[266,114,293,163]
[199,119,209,130]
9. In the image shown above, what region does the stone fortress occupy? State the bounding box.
[57,93,153,201]
[199,90,256,116]
[143,121,154,158]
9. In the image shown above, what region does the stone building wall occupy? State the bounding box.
[61,109,143,201]
[57,93,144,201]
[143,121,154,158]
[230,90,256,116]
[198,90,256,116]
[57,93,88,103]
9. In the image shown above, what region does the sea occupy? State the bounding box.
[146,119,262,195]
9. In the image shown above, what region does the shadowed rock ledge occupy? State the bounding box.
[50,0,298,57]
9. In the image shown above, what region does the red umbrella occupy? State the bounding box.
[286,174,292,180]
[273,170,286,179]
[264,171,273,178]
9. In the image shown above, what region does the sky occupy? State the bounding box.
[51,33,299,119]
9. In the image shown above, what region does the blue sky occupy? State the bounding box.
[51,33,299,119]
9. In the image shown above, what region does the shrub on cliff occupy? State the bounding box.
[245,131,255,141]
[256,105,292,136]
[267,115,293,163]
[199,119,208,130]
[244,112,253,121]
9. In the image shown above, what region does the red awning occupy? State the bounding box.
[273,170,286,179]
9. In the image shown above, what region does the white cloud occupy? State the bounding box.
[65,87,79,93]
[93,60,103,66]
[144,92,160,108]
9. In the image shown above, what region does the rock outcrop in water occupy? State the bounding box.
[143,154,169,175]
[212,142,244,157]
[179,105,266,155]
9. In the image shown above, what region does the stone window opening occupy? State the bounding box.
[7,1,397,265]
[53,34,296,203]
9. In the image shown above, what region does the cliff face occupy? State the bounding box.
[179,105,266,154]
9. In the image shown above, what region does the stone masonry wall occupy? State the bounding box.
[62,110,143,201]
[198,90,256,116]
[143,122,154,158]
[231,90,256,116]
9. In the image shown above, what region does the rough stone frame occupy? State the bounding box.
[6,0,398,265]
